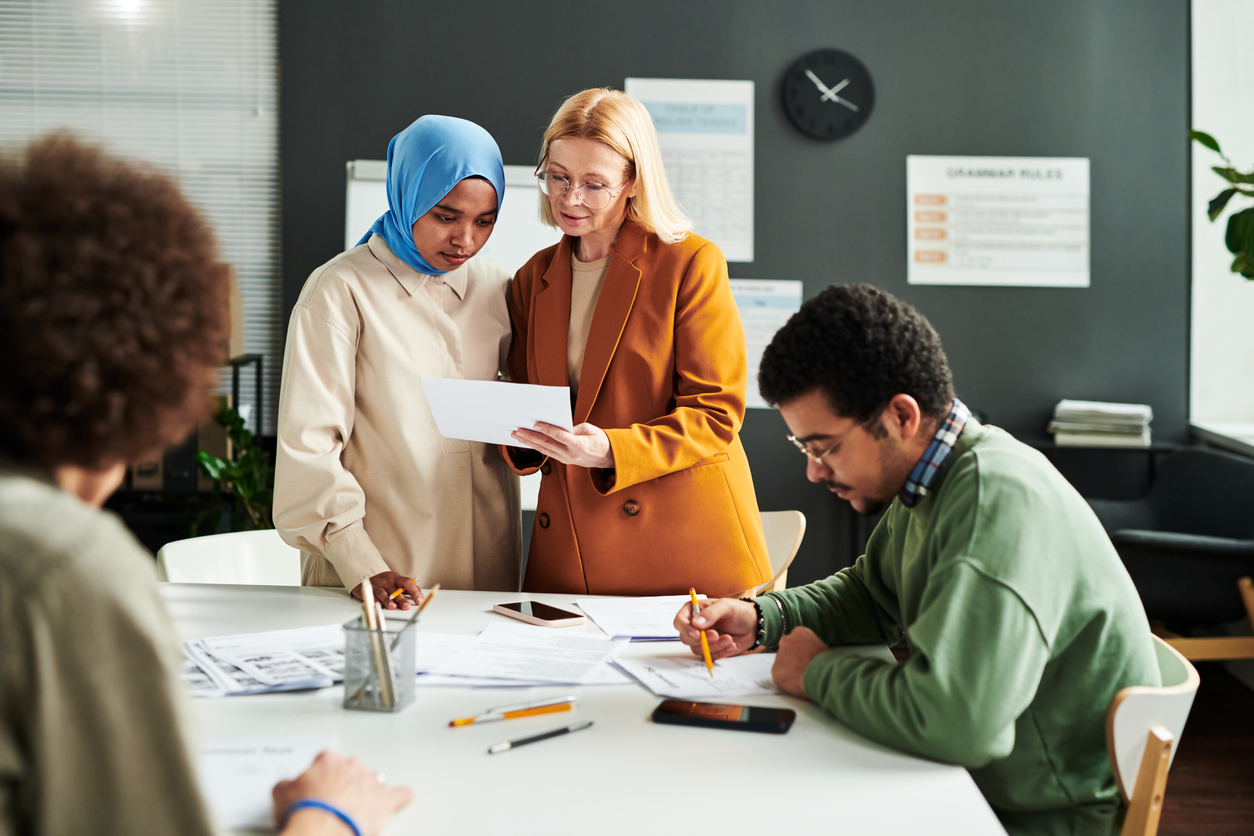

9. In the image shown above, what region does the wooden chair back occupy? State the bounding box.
[746,510,806,596]
[1106,634,1200,836]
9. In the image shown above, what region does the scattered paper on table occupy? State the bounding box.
[200,733,335,832]
[184,624,344,697]
[615,652,779,698]
[576,595,690,641]
[427,622,626,684]
[420,377,572,446]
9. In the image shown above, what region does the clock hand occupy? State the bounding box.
[804,68,836,99]
[831,95,860,113]
[819,78,850,102]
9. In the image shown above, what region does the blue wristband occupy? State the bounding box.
[282,798,362,836]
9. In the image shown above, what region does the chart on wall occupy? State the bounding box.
[625,78,755,263]
[729,279,803,409]
[906,156,1090,287]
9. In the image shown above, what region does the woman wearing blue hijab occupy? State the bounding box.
[275,115,522,604]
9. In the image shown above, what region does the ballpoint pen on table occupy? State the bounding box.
[487,721,593,755]
[689,588,714,678]
[449,695,577,727]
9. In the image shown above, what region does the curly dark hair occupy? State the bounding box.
[759,283,954,422]
[0,133,227,469]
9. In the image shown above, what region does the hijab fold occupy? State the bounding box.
[358,115,505,276]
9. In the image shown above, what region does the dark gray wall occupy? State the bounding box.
[279,0,1190,585]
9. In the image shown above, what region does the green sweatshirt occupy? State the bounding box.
[756,420,1159,835]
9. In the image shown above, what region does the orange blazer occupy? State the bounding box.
[503,220,771,597]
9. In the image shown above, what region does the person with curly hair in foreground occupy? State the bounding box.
[0,134,411,836]
[674,284,1160,835]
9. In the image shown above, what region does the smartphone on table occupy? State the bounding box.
[652,700,796,734]
[492,601,586,627]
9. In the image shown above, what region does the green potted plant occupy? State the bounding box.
[192,402,274,534]
[1190,130,1254,278]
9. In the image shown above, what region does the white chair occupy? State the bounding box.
[157,529,302,586]
[746,510,806,596]
[1105,634,1201,836]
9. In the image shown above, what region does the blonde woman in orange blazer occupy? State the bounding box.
[505,88,771,598]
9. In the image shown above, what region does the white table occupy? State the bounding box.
[162,584,1006,836]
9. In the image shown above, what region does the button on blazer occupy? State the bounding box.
[504,220,771,597]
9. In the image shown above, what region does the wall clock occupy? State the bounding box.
[781,48,875,141]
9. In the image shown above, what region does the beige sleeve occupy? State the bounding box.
[273,301,388,589]
[0,514,217,836]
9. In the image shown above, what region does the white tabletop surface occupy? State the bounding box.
[162,583,1006,836]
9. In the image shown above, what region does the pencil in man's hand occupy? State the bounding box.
[689,588,714,678]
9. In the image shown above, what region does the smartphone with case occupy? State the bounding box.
[492,601,586,627]
[652,700,796,734]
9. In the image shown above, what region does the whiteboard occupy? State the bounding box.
[344,161,560,275]
[345,160,556,510]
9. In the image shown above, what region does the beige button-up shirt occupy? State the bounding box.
[275,234,521,592]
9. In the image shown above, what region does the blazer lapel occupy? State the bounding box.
[573,222,646,424]
[531,237,574,388]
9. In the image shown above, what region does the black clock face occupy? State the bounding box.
[781,48,875,141]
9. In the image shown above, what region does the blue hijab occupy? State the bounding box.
[358,115,505,276]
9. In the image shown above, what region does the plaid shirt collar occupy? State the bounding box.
[899,398,971,509]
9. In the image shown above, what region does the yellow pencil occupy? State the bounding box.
[689,588,714,678]
[389,579,421,601]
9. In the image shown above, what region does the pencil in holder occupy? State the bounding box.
[343,616,417,712]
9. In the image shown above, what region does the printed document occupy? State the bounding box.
[576,595,690,640]
[616,644,896,698]
[615,652,780,698]
[427,622,627,684]
[200,733,334,832]
[420,378,572,446]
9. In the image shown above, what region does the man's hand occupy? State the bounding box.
[351,572,422,610]
[674,597,757,660]
[511,422,614,469]
[274,750,412,836]
[771,626,829,699]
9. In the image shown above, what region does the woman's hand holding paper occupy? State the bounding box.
[511,422,615,469]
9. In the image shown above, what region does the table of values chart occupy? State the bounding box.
[907,155,1090,287]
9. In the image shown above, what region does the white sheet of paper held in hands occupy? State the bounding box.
[420,378,573,447]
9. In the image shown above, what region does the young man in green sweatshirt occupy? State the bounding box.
[677,284,1159,836]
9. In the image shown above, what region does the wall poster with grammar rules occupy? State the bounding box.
[625,78,755,263]
[906,156,1090,287]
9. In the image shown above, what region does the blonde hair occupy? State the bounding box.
[537,88,692,244]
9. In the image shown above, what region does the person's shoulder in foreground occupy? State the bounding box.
[0,132,411,836]
[675,282,1159,836]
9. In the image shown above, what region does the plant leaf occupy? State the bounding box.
[196,450,227,479]
[1212,166,1254,185]
[1190,130,1222,154]
[1208,188,1238,221]
[1226,208,1254,257]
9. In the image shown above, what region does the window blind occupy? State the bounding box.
[0,0,281,435]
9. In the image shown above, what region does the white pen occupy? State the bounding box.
[488,721,593,755]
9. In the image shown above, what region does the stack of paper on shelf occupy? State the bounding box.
[1048,399,1152,447]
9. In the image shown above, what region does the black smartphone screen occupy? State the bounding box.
[652,700,796,734]
[498,601,581,621]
